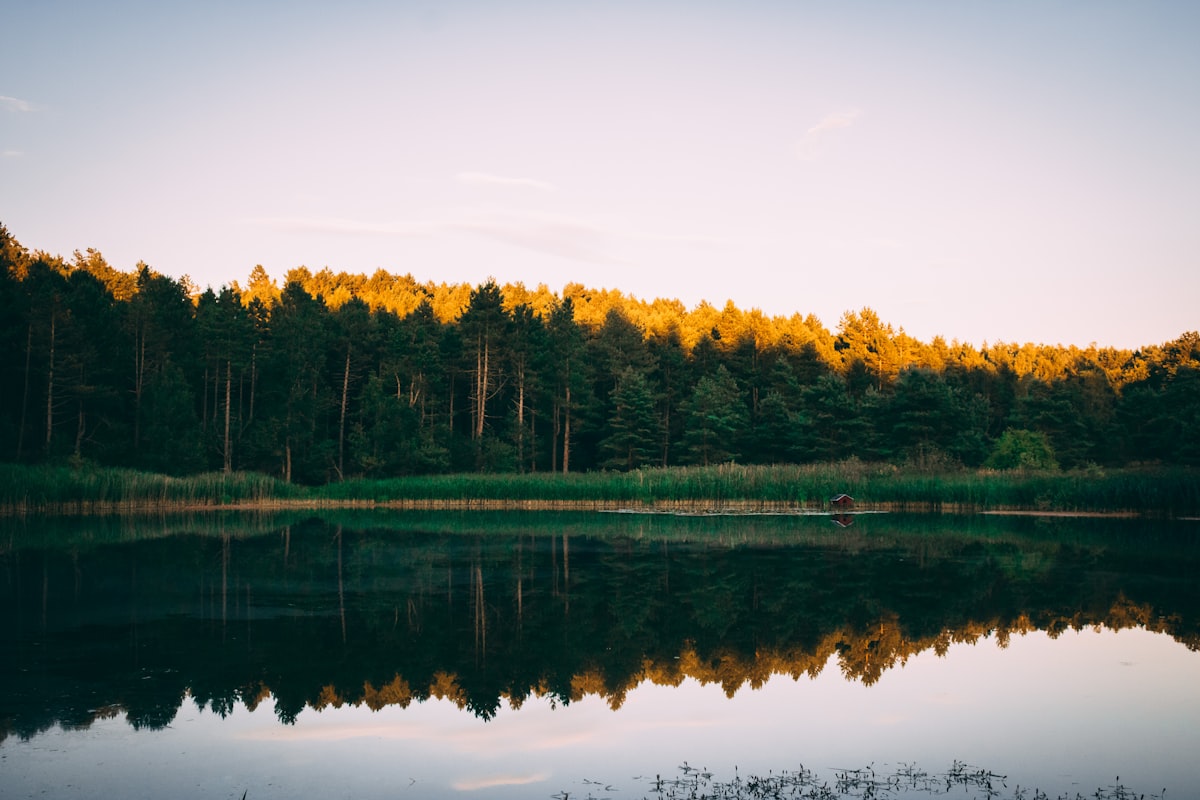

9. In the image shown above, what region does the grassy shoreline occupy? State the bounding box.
[3,461,1198,516]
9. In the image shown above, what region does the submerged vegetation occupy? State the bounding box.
[3,461,1199,514]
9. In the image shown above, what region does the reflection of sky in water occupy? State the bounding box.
[4,628,1198,799]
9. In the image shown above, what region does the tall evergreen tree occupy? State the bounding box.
[544,297,587,473]
[600,367,659,470]
[680,364,747,465]
[459,281,509,468]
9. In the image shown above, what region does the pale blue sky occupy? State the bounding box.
[3,1,1197,348]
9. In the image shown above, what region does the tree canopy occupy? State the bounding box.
[2,222,1197,480]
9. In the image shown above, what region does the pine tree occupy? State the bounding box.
[680,364,747,465]
[601,367,659,470]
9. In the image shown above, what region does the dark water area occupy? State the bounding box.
[1,511,1198,798]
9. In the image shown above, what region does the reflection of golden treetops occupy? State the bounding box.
[301,596,1195,718]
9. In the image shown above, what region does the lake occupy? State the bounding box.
[2,510,1198,799]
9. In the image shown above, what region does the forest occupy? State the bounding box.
[1,222,1198,483]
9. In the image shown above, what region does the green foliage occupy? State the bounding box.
[681,365,747,465]
[601,367,660,470]
[2,223,1198,483]
[986,428,1059,471]
[4,461,1197,514]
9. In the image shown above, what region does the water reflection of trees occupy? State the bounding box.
[1,513,1197,741]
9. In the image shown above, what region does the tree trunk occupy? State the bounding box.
[551,399,559,473]
[223,359,232,473]
[248,345,257,424]
[202,365,208,432]
[529,407,537,473]
[338,345,350,480]
[562,383,571,474]
[17,322,31,460]
[44,311,55,453]
[473,333,489,440]
[73,398,85,459]
[516,364,525,472]
[133,325,145,451]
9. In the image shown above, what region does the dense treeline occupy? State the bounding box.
[2,222,1198,482]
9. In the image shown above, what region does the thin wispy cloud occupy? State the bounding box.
[453,212,616,264]
[251,211,617,263]
[0,95,34,113]
[244,216,432,237]
[797,109,862,161]
[456,171,556,191]
[247,210,723,267]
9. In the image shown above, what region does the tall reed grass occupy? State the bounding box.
[2,461,1197,514]
[0,463,297,513]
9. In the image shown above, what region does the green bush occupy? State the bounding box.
[985,429,1058,471]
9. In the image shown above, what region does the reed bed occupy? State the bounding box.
[0,463,297,514]
[2,461,1198,515]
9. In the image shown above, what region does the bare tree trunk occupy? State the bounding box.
[223,359,232,473]
[562,383,571,474]
[133,326,145,450]
[473,333,490,440]
[73,399,85,459]
[551,399,559,473]
[338,346,350,480]
[44,312,55,453]
[529,408,537,473]
[213,366,220,437]
[248,345,257,424]
[201,365,208,432]
[17,322,32,460]
[516,364,525,472]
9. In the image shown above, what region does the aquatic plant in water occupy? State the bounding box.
[551,761,1167,800]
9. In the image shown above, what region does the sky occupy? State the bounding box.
[2,1,1198,349]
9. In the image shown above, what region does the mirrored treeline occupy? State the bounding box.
[2,512,1197,743]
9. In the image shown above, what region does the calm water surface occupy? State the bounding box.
[2,511,1198,799]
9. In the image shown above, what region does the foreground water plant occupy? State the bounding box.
[552,761,1166,800]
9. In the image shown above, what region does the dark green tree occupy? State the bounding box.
[600,367,660,470]
[680,364,747,465]
[795,374,864,462]
[459,281,509,468]
[266,282,334,483]
[126,266,198,466]
[544,297,588,473]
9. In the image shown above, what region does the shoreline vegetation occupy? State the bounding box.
[3,461,1197,517]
